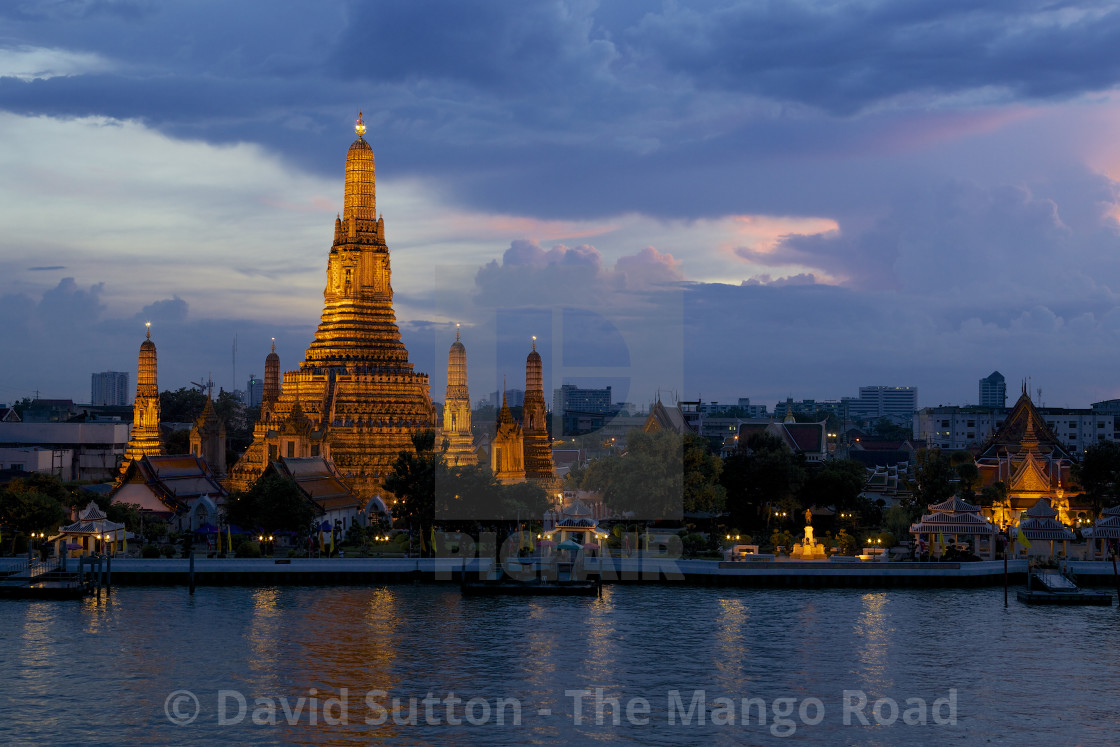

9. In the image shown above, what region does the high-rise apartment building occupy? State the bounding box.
[979,371,1006,409]
[90,371,129,406]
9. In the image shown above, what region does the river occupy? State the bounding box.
[2,584,1117,745]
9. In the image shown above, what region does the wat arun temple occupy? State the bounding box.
[218,117,555,499]
[227,115,440,498]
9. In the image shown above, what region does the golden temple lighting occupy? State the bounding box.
[355,110,366,137]
[228,117,435,499]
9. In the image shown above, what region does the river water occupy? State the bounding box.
[2,584,1117,745]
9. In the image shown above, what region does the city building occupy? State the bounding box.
[915,403,1116,453]
[979,371,1006,409]
[246,374,263,408]
[846,386,918,422]
[487,389,524,408]
[554,384,611,415]
[91,371,129,406]
[228,114,436,499]
[0,422,129,482]
[0,446,73,477]
[554,383,614,436]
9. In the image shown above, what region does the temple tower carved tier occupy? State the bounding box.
[119,323,163,479]
[228,113,435,499]
[443,326,474,466]
[523,337,556,484]
[263,338,280,409]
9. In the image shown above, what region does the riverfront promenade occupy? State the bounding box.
[100,556,1040,588]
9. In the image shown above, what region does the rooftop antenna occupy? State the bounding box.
[232,333,237,393]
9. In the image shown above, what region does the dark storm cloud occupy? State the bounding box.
[629,0,1120,114]
[5,0,1120,209]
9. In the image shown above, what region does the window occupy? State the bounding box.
[287,441,295,458]
[311,444,320,457]
[967,420,975,428]
[268,445,277,461]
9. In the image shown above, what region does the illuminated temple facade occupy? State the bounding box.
[442,326,475,467]
[977,387,1082,526]
[118,323,163,480]
[228,115,435,499]
[489,340,558,488]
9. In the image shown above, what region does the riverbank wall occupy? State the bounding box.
[100,557,1036,589]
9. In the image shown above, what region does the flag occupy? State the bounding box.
[319,530,325,553]
[431,526,436,553]
[329,529,335,554]
[122,529,127,553]
[1016,526,1032,551]
[938,532,947,553]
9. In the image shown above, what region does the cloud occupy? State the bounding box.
[628,0,1120,114]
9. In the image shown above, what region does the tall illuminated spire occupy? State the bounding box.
[523,336,555,483]
[118,323,163,479]
[228,114,435,500]
[443,324,474,466]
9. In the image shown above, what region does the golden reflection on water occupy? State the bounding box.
[854,592,894,696]
[247,588,282,693]
[713,597,750,691]
[275,587,405,746]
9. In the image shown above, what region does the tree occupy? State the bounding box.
[721,442,806,533]
[0,489,65,541]
[905,449,956,508]
[800,460,867,514]
[225,472,317,535]
[581,429,684,520]
[683,434,726,516]
[384,429,439,550]
[159,387,208,424]
[1072,441,1120,516]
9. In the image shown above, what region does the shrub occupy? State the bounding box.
[835,530,860,556]
[159,544,176,558]
[141,544,161,559]
[236,540,262,558]
[287,548,302,558]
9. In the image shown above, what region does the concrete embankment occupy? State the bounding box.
[104,557,1032,589]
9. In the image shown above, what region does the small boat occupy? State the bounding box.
[1017,571,1113,606]
[461,558,601,597]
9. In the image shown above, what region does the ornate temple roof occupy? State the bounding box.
[1019,498,1075,540]
[928,496,982,514]
[977,388,1070,460]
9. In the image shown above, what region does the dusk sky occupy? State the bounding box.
[4,0,1120,411]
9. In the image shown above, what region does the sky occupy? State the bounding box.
[4,0,1120,411]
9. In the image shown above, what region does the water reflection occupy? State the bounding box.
[3,586,1120,745]
[853,592,893,697]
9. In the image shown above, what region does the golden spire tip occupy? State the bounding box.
[355,110,366,137]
